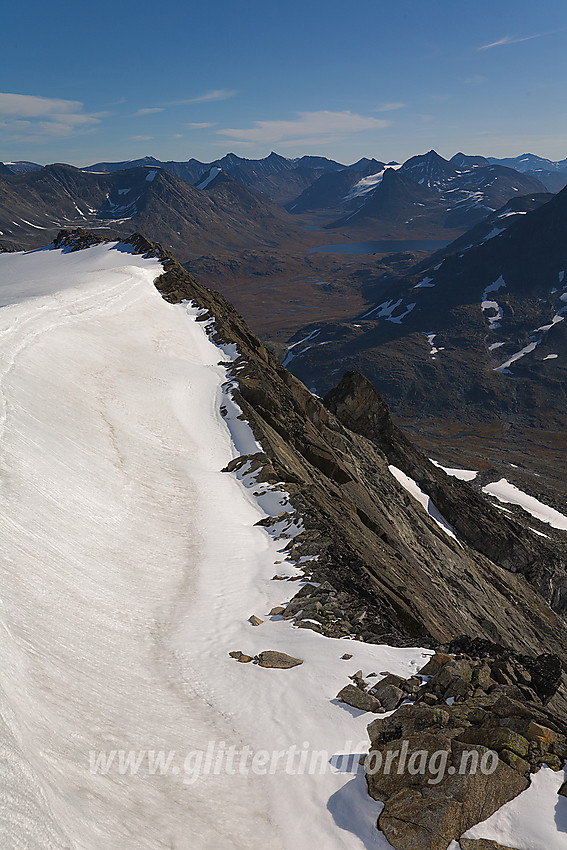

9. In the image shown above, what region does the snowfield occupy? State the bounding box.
[1,242,565,850]
[0,243,428,850]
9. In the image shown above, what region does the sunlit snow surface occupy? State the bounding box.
[429,459,478,481]
[458,766,567,850]
[0,243,430,850]
[388,465,457,539]
[483,478,567,530]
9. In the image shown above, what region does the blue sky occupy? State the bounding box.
[2,0,567,166]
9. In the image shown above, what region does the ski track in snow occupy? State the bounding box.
[0,243,430,850]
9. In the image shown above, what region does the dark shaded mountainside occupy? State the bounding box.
[285,157,391,212]
[0,163,308,259]
[323,150,548,233]
[54,228,567,728]
[83,151,345,205]
[286,183,567,435]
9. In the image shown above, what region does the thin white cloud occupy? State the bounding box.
[132,135,153,140]
[218,110,390,143]
[132,107,164,116]
[0,92,82,117]
[379,102,406,111]
[185,122,215,129]
[477,29,564,50]
[0,92,100,139]
[166,89,237,106]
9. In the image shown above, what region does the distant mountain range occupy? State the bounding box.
[83,151,345,205]
[3,148,566,206]
[292,150,550,232]
[2,148,564,256]
[487,153,567,193]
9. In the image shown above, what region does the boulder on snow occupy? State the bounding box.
[228,650,253,663]
[249,614,263,626]
[336,684,383,712]
[257,650,303,669]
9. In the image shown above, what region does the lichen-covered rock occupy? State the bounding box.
[257,650,303,669]
[456,727,529,759]
[418,653,453,677]
[460,839,521,850]
[379,787,462,850]
[375,746,528,850]
[375,684,404,712]
[336,684,382,713]
[228,651,253,663]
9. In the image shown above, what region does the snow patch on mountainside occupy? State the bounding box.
[482,276,506,329]
[197,166,222,189]
[482,478,567,530]
[388,465,457,539]
[430,460,478,481]
[494,341,539,373]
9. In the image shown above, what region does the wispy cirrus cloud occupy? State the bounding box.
[477,29,564,50]
[166,89,237,106]
[186,122,215,129]
[0,92,100,140]
[132,107,164,116]
[218,110,390,144]
[378,102,406,111]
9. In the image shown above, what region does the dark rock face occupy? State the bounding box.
[365,652,566,850]
[324,370,567,619]
[287,159,386,213]
[333,167,439,226]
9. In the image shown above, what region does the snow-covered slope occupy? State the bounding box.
[0,243,429,850]
[3,242,565,850]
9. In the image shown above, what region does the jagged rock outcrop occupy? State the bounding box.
[364,651,566,850]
